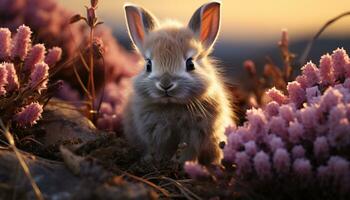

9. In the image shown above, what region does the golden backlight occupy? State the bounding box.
[60,0,350,43]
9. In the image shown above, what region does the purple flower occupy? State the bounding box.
[319,54,335,86]
[268,134,285,152]
[313,136,329,160]
[184,161,209,179]
[253,151,272,179]
[287,81,306,107]
[268,116,288,140]
[29,62,49,93]
[0,63,8,96]
[319,87,343,113]
[264,101,279,118]
[273,148,290,174]
[288,121,304,143]
[327,156,350,185]
[279,104,295,122]
[235,151,252,176]
[331,48,349,79]
[291,145,305,159]
[14,102,43,127]
[301,62,320,87]
[45,46,62,66]
[246,108,267,138]
[266,87,287,104]
[244,141,257,156]
[4,62,19,92]
[0,28,11,59]
[11,25,32,60]
[24,43,46,72]
[293,158,312,178]
[305,86,320,103]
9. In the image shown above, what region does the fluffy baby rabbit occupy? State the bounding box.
[123,1,235,165]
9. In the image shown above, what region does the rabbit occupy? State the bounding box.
[123,1,236,165]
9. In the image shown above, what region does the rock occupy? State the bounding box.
[39,100,102,147]
[0,149,157,200]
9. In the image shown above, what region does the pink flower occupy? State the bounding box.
[45,47,62,66]
[236,126,255,142]
[288,121,304,143]
[235,151,252,176]
[14,102,43,127]
[0,28,11,59]
[0,63,8,96]
[243,60,256,76]
[331,48,349,79]
[29,62,49,93]
[268,116,288,140]
[298,106,318,129]
[268,135,285,152]
[227,132,243,151]
[244,141,257,156]
[4,62,19,92]
[253,151,272,179]
[11,25,32,60]
[328,118,350,147]
[319,87,343,113]
[246,108,267,138]
[291,145,305,159]
[301,62,320,87]
[279,104,295,122]
[184,161,209,179]
[328,104,346,129]
[295,75,308,89]
[305,86,321,103]
[24,44,46,72]
[313,136,329,160]
[293,158,312,178]
[273,148,290,174]
[319,54,335,86]
[287,81,306,107]
[327,156,349,184]
[266,87,287,104]
[264,101,279,118]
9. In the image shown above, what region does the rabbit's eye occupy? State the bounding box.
[186,58,195,71]
[146,59,152,72]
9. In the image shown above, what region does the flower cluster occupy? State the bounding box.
[220,48,350,193]
[0,0,140,84]
[0,25,61,127]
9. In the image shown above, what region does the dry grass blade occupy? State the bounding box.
[120,171,170,198]
[147,176,202,200]
[0,120,44,200]
[299,11,350,65]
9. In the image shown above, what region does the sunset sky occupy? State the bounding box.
[60,0,350,44]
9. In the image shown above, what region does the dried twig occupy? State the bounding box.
[299,11,350,65]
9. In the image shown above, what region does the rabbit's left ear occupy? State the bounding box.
[124,4,159,51]
[188,2,221,50]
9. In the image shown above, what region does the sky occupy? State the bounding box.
[59,0,350,45]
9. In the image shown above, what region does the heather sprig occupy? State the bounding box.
[186,48,350,196]
[0,25,62,127]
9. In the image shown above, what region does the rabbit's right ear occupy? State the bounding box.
[124,4,158,51]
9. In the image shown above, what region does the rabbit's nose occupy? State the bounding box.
[156,82,176,91]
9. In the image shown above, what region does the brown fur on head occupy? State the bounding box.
[124,2,224,105]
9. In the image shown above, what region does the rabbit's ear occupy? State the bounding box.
[188,2,221,50]
[124,4,158,51]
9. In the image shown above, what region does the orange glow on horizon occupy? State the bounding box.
[60,0,350,43]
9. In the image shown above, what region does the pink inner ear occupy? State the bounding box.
[127,10,145,45]
[199,4,220,45]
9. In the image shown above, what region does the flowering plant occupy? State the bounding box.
[185,48,350,197]
[0,25,61,127]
